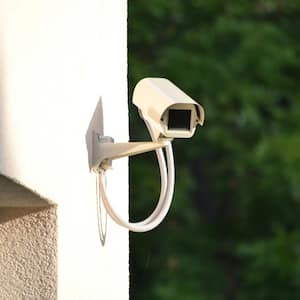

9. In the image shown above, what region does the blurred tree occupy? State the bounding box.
[128,1,300,299]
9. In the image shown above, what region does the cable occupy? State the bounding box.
[96,172,107,245]
[98,142,175,232]
[135,148,167,226]
[136,121,168,225]
[98,142,174,232]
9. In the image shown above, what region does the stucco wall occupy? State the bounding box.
[0,175,57,300]
[0,1,128,299]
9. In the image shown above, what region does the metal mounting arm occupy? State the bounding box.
[91,132,171,171]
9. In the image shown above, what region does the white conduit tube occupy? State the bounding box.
[136,121,168,226]
[98,142,175,232]
[136,148,167,226]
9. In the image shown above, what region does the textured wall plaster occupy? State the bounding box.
[0,175,57,300]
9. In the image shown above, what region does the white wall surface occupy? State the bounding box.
[0,0,128,299]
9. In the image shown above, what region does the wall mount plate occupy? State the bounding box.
[85,98,104,171]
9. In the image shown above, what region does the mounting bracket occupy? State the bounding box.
[91,132,170,171]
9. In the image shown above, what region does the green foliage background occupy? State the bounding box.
[128,1,300,299]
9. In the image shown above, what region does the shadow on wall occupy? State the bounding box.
[0,175,55,223]
[0,36,53,222]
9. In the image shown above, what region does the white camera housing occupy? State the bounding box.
[133,78,205,140]
[90,77,205,233]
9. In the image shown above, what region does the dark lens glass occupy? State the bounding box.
[167,109,191,130]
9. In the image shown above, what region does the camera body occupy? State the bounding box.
[133,78,204,140]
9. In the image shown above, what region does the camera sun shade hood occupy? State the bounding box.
[133,78,205,140]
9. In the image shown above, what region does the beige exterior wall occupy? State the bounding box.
[0,175,57,300]
[0,1,128,299]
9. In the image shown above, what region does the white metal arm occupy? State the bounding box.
[92,133,170,171]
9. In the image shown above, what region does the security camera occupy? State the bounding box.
[133,78,204,140]
[91,78,205,233]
